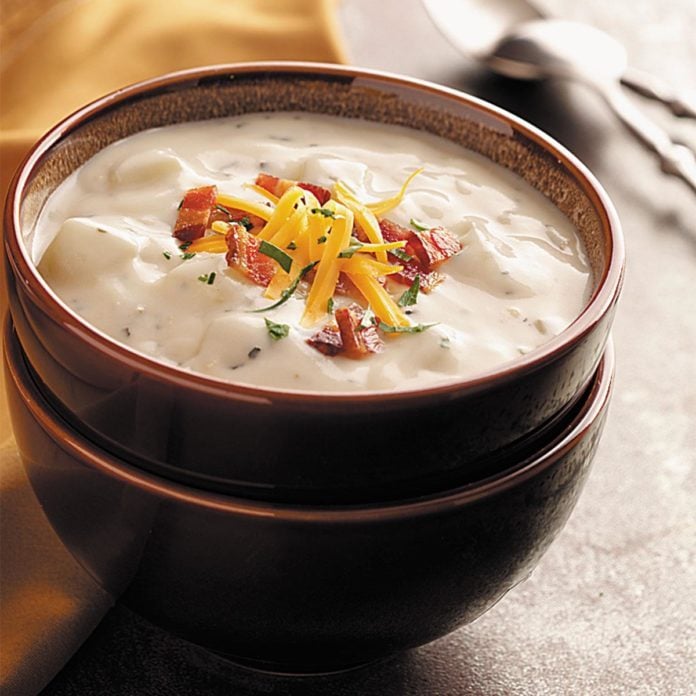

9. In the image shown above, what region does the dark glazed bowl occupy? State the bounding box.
[4,316,615,672]
[3,63,624,502]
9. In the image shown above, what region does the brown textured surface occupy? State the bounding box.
[41,0,695,694]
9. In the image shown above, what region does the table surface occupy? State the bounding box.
[42,1,695,694]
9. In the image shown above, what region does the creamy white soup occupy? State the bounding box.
[32,112,591,392]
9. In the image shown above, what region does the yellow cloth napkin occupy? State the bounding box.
[0,2,345,693]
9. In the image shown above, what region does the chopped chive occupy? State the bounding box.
[215,204,230,217]
[311,207,336,218]
[177,200,183,210]
[264,318,290,341]
[287,241,297,250]
[327,297,335,314]
[198,273,212,284]
[259,240,293,273]
[248,346,261,359]
[410,218,429,232]
[207,271,216,285]
[391,248,413,263]
[249,261,318,313]
[180,252,196,260]
[397,275,420,307]
[163,251,172,260]
[317,235,328,244]
[179,241,192,251]
[96,228,108,234]
[378,321,436,334]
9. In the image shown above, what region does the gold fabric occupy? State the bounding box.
[0,1,345,692]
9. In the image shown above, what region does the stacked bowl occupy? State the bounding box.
[2,64,623,672]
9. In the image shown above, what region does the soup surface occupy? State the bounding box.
[33,112,591,392]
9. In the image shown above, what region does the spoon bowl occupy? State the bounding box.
[487,19,627,83]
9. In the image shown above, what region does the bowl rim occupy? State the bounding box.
[4,61,624,405]
[4,313,615,521]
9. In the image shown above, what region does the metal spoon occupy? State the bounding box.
[486,19,696,192]
[422,0,696,119]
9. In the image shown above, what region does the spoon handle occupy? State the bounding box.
[621,66,696,119]
[598,81,696,194]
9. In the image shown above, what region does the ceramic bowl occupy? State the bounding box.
[2,63,623,502]
[4,315,614,672]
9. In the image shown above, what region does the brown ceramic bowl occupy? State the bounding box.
[4,315,615,671]
[3,63,623,502]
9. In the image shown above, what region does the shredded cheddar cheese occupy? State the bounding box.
[176,169,456,350]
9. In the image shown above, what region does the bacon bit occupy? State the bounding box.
[306,323,343,356]
[297,181,332,205]
[307,304,384,359]
[379,219,461,291]
[255,172,331,206]
[392,260,444,293]
[210,205,265,233]
[335,304,384,357]
[225,222,276,287]
[174,186,217,241]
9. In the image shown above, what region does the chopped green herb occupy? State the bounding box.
[258,240,293,273]
[198,272,216,285]
[398,275,420,307]
[238,216,253,231]
[179,241,192,251]
[317,235,328,244]
[163,251,172,260]
[249,261,319,313]
[410,218,429,232]
[180,252,196,260]
[215,204,231,217]
[338,241,364,258]
[391,248,413,263]
[311,207,336,218]
[359,306,376,329]
[378,321,436,334]
[97,228,108,234]
[287,241,298,250]
[327,297,335,314]
[177,200,183,211]
[248,346,261,359]
[264,318,290,341]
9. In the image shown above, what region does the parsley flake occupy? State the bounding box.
[248,346,261,359]
[163,251,172,260]
[338,241,364,258]
[410,218,429,232]
[391,248,413,263]
[327,297,335,314]
[180,252,196,260]
[317,235,328,244]
[258,240,293,273]
[264,318,290,341]
[287,241,297,250]
[311,207,336,218]
[378,321,436,334]
[398,275,420,307]
[198,272,216,285]
[359,306,376,329]
[250,261,318,313]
